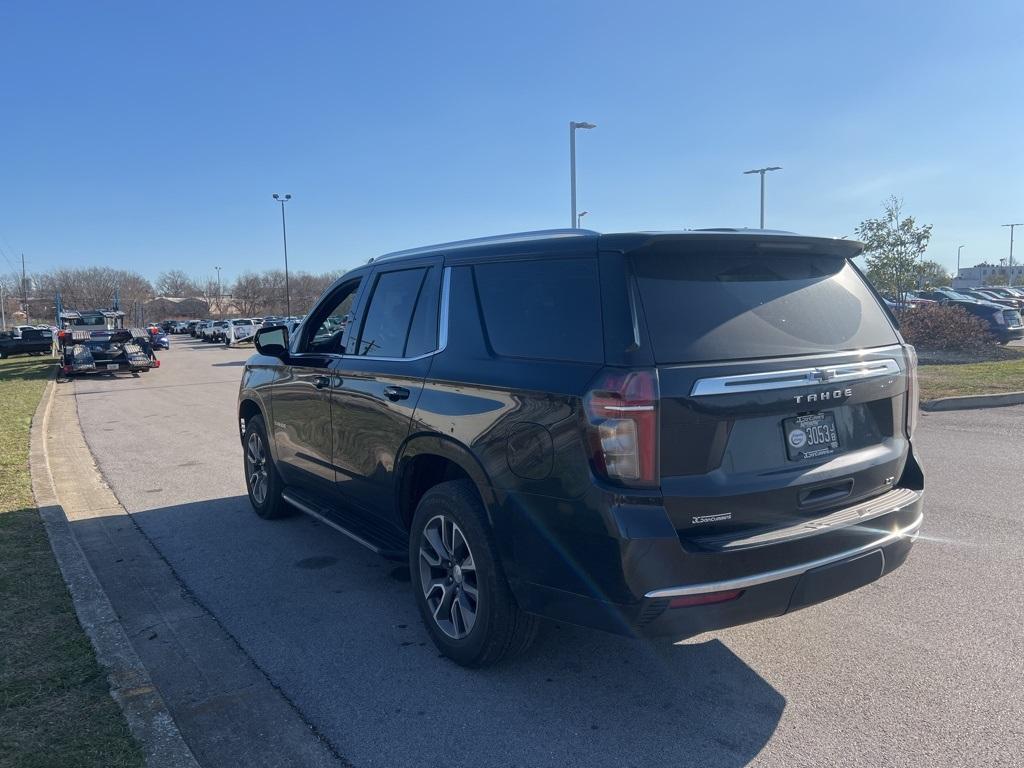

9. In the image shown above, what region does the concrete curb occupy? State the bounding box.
[29,373,201,768]
[921,390,1024,412]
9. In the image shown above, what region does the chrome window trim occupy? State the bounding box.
[645,510,922,599]
[293,266,451,365]
[690,357,903,397]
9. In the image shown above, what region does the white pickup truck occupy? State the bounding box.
[223,318,261,346]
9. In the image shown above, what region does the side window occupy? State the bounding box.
[356,267,428,358]
[404,266,441,358]
[303,278,362,354]
[474,257,603,363]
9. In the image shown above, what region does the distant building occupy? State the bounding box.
[953,262,1024,289]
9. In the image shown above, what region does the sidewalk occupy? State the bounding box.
[32,377,344,768]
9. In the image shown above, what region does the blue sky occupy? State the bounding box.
[2,0,1023,285]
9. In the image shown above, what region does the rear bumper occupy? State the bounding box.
[515,509,920,639]
[508,456,924,640]
[63,359,155,375]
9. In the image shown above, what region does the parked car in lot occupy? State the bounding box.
[223,318,260,346]
[914,289,1024,343]
[193,320,211,339]
[962,289,1024,311]
[238,228,925,667]
[976,285,1024,302]
[208,320,230,342]
[190,320,205,337]
[0,326,52,358]
[149,327,171,350]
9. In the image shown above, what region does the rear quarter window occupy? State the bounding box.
[474,257,603,363]
[631,244,899,363]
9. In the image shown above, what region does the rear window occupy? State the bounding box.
[631,244,899,363]
[474,258,603,363]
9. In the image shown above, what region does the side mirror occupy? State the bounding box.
[254,325,289,359]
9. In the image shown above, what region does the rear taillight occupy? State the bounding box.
[584,369,659,486]
[905,345,919,439]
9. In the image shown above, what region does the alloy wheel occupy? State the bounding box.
[418,514,479,639]
[246,431,269,505]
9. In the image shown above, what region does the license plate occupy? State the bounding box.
[106,363,120,370]
[783,412,840,460]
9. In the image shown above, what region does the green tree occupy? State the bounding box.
[856,196,933,305]
[984,271,1009,286]
[916,259,952,288]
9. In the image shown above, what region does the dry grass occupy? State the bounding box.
[0,355,141,768]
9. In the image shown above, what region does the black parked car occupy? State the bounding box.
[914,289,1024,343]
[0,327,52,359]
[238,229,924,667]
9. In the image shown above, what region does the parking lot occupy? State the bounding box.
[66,335,1023,767]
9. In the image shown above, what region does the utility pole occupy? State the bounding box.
[20,253,28,323]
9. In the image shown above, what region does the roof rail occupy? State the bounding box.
[368,228,598,264]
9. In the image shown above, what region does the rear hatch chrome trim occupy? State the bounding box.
[690,358,902,397]
[645,510,922,599]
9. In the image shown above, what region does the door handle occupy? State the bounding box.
[313,375,331,390]
[383,385,410,401]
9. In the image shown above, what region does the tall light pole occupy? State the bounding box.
[577,210,589,228]
[569,121,596,228]
[743,166,782,229]
[214,265,222,316]
[273,193,293,317]
[1002,223,1022,285]
[956,245,965,276]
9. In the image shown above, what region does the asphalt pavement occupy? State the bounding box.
[71,336,1024,767]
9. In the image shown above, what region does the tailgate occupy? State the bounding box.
[657,348,911,541]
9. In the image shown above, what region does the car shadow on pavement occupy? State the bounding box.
[71,495,786,768]
[211,360,247,367]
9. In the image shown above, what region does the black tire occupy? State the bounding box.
[409,479,538,667]
[243,414,292,519]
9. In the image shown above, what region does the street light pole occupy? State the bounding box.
[273,194,293,316]
[1002,223,1023,285]
[742,166,782,229]
[215,265,222,316]
[577,210,589,228]
[569,121,596,228]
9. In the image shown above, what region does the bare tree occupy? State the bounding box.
[231,272,267,316]
[155,270,199,297]
[36,267,153,313]
[199,278,222,317]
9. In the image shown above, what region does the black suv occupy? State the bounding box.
[238,229,924,667]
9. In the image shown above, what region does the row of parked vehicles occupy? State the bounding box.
[882,285,1024,343]
[153,317,302,346]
